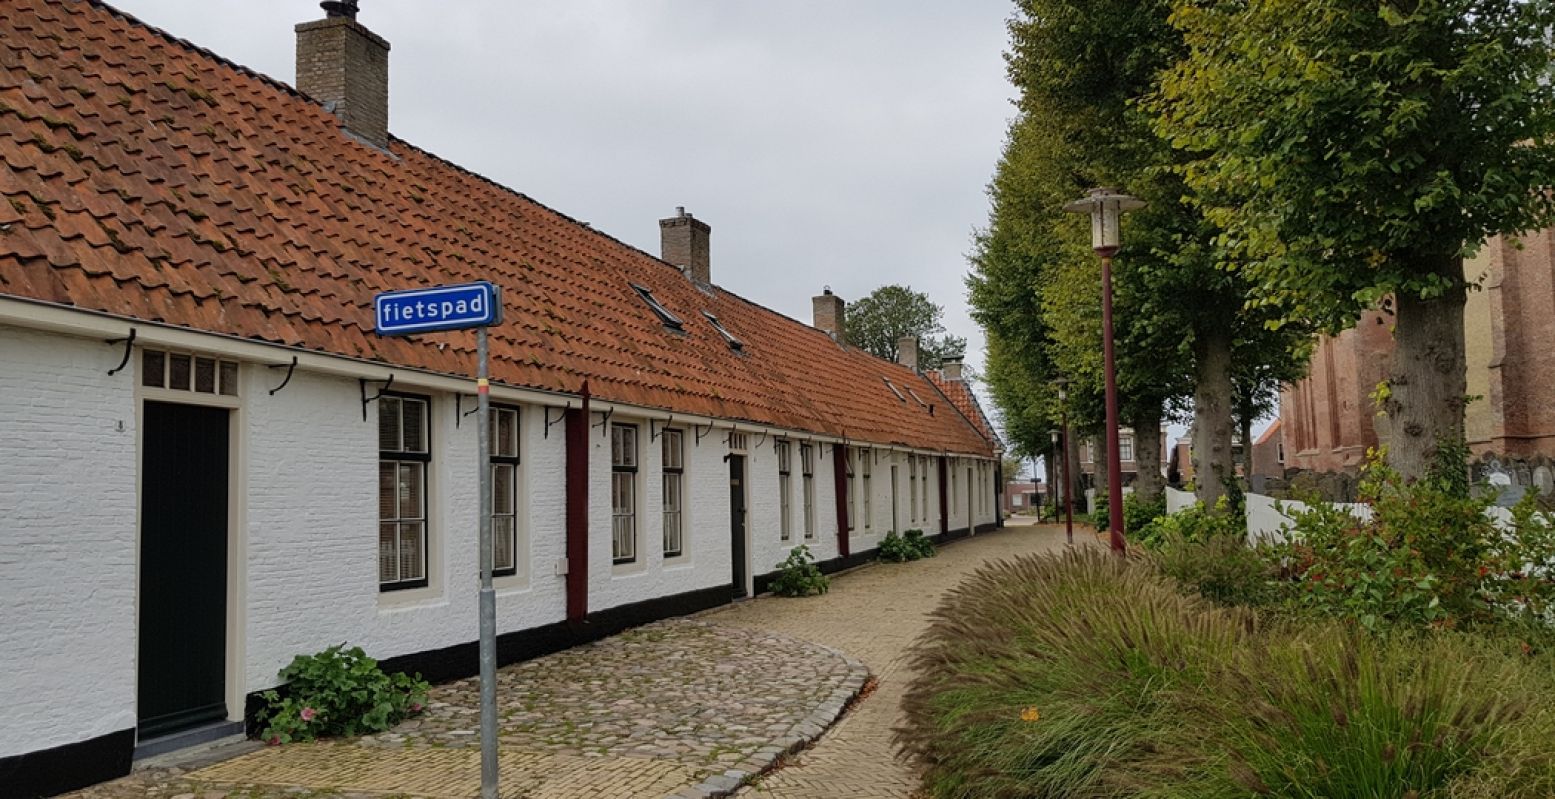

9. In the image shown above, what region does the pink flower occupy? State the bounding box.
[268,736,281,746]
[300,707,316,722]
[410,702,424,714]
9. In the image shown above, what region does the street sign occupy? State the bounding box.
[374,281,502,336]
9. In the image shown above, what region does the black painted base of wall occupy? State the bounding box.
[245,582,735,734]
[751,524,998,595]
[0,728,134,798]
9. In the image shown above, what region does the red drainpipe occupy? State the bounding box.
[565,382,590,623]
[832,443,851,558]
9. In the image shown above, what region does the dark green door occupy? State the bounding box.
[729,455,747,598]
[138,401,229,738]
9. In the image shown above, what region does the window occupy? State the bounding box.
[950,461,958,514]
[907,388,927,407]
[861,448,872,531]
[801,443,816,540]
[630,284,683,330]
[843,446,855,531]
[703,312,744,351]
[777,440,793,542]
[908,456,918,523]
[379,394,430,590]
[1120,436,1134,462]
[920,456,929,521]
[611,423,639,564]
[489,405,520,577]
[883,378,905,402]
[142,348,239,396]
[662,428,684,557]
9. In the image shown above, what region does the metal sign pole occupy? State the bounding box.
[476,325,498,799]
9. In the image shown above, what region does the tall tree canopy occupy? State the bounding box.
[1153,0,1555,480]
[845,285,967,369]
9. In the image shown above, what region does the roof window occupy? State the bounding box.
[702,312,744,351]
[884,378,906,402]
[906,388,928,407]
[631,283,683,330]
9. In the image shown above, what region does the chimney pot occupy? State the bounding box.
[940,356,964,382]
[296,5,390,149]
[812,290,847,342]
[897,336,920,371]
[659,208,712,285]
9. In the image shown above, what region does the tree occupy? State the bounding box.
[1153,0,1555,480]
[845,285,967,369]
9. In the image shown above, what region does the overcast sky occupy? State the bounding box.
[109,0,1015,379]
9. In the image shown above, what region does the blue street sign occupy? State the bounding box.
[374,281,502,336]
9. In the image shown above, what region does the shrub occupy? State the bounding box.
[1134,497,1243,550]
[258,644,429,744]
[770,545,829,597]
[879,528,936,562]
[1276,449,1555,633]
[1152,531,1279,608]
[1092,493,1170,539]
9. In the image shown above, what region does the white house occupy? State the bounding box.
[0,1,1002,794]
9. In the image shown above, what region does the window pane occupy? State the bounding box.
[491,408,518,459]
[219,360,239,396]
[621,426,636,467]
[402,398,427,453]
[398,462,424,519]
[194,356,217,393]
[398,522,425,581]
[142,350,165,388]
[493,464,515,514]
[493,516,515,572]
[380,523,398,583]
[168,353,191,390]
[379,397,402,452]
[379,462,397,519]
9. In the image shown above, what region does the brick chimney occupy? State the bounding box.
[812,288,846,341]
[940,355,964,382]
[659,207,712,285]
[898,336,920,371]
[296,1,391,149]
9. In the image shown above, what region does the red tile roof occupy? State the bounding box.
[926,371,1000,450]
[0,0,993,456]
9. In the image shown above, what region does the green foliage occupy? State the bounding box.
[1276,453,1555,634]
[900,548,1555,798]
[258,644,428,744]
[878,529,936,563]
[770,545,829,597]
[1089,492,1167,536]
[1134,497,1242,549]
[1152,530,1279,608]
[843,284,966,370]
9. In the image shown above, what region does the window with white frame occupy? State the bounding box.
[950,460,958,514]
[489,405,521,577]
[141,348,239,396]
[611,423,639,564]
[379,394,430,590]
[861,448,872,531]
[1120,435,1134,462]
[843,446,855,531]
[921,456,930,521]
[801,443,816,540]
[662,428,685,557]
[777,440,793,542]
[908,456,918,523]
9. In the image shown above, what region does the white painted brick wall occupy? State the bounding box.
[0,326,138,756]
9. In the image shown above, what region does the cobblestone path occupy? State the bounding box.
[722,520,1069,798]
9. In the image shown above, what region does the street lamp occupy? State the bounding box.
[1055,376,1073,544]
[1063,187,1145,553]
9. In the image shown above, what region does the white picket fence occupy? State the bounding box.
[1163,487,1534,544]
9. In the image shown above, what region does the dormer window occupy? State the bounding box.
[630,283,683,330]
[702,312,743,351]
[884,378,906,402]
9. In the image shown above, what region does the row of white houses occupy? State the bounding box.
[0,1,1002,794]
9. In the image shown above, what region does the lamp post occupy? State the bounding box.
[1055,377,1073,544]
[1064,187,1144,554]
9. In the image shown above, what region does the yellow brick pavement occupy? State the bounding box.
[716,521,1070,799]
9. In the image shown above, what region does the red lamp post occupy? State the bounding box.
[1063,187,1144,554]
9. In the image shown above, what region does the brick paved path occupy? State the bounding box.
[722,520,1068,798]
[62,521,1066,799]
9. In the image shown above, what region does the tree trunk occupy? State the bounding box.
[1092,434,1109,516]
[1240,412,1253,485]
[1382,256,1468,481]
[1192,328,1236,507]
[1131,407,1165,506]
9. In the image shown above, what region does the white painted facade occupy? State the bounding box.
[0,320,999,761]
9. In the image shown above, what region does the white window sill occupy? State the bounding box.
[377,585,447,612]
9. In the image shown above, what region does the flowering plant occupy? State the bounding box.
[258,643,429,744]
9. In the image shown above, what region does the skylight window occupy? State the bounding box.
[702,312,744,351]
[906,388,928,407]
[884,378,906,402]
[630,283,683,330]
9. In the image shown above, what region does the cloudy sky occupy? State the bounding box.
[108,0,1017,380]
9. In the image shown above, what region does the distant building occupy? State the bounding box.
[1003,480,1043,514]
[1078,427,1168,487]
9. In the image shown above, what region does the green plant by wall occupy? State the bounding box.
[878,528,936,562]
[770,545,829,597]
[1134,497,1243,550]
[257,644,429,744]
[1090,493,1168,535]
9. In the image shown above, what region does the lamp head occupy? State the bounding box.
[1063,187,1145,256]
